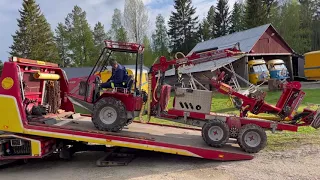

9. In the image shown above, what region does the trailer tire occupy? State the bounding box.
[92,97,127,132]
[202,119,229,148]
[237,124,267,153]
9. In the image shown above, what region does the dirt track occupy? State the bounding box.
[1,144,320,180]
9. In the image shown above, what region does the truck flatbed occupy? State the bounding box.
[26,115,253,161]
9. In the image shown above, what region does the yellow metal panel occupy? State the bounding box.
[249,74,259,85]
[304,50,320,56]
[24,129,107,144]
[248,59,266,65]
[0,95,23,133]
[33,73,60,80]
[24,129,199,158]
[304,51,320,80]
[31,140,41,156]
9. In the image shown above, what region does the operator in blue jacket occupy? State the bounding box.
[101,59,129,89]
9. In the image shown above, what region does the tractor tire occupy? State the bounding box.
[126,118,134,126]
[237,124,267,153]
[92,97,127,132]
[202,119,230,148]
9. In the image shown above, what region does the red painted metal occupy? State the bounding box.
[23,123,252,161]
[159,85,171,112]
[104,40,144,53]
[167,108,299,132]
[68,75,142,112]
[0,60,75,124]
[210,72,310,122]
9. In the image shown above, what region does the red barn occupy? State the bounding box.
[165,24,297,87]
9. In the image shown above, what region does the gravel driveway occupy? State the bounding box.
[1,144,319,180]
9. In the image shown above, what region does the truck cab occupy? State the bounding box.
[267,59,289,80]
[248,59,270,85]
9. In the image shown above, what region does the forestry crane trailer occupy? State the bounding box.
[146,44,320,153]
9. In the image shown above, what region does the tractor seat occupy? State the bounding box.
[100,75,134,94]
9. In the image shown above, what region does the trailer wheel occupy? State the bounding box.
[202,119,229,148]
[237,124,267,153]
[92,97,127,132]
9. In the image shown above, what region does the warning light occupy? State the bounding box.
[218,154,224,158]
[106,139,111,142]
[3,125,8,129]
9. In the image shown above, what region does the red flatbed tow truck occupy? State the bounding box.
[0,56,253,166]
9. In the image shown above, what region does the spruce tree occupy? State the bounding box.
[64,6,95,66]
[229,2,245,33]
[207,6,216,38]
[10,0,58,62]
[55,23,70,67]
[168,0,199,55]
[198,19,211,41]
[109,9,130,64]
[110,9,128,42]
[214,0,230,37]
[152,14,169,58]
[143,36,156,67]
[244,0,267,29]
[93,22,107,54]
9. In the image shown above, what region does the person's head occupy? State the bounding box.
[110,59,118,69]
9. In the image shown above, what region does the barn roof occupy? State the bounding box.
[63,65,150,79]
[188,24,271,55]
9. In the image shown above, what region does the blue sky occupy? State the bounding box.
[0,0,236,62]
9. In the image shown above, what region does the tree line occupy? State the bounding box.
[9,0,320,68]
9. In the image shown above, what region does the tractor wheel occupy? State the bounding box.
[92,97,127,132]
[202,119,230,148]
[237,124,267,153]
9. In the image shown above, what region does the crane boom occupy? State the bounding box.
[147,43,245,118]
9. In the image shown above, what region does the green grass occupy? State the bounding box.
[74,89,320,151]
